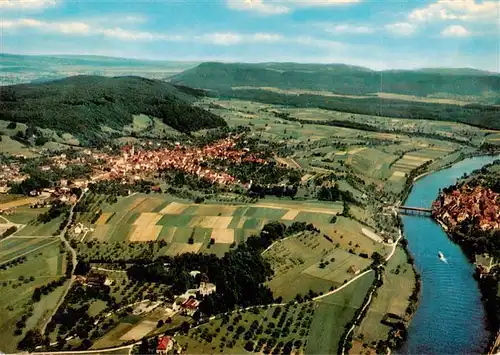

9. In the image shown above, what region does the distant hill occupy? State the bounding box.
[0,75,227,145]
[0,53,199,85]
[416,68,498,76]
[171,62,500,98]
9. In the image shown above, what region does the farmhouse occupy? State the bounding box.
[180,298,200,316]
[85,272,107,287]
[157,336,173,354]
[199,281,216,296]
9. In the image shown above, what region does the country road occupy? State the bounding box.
[33,342,137,355]
[339,229,403,355]
[30,209,402,355]
[40,190,84,335]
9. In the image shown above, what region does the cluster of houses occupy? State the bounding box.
[0,137,267,196]
[111,137,266,185]
[432,185,500,231]
[0,164,26,193]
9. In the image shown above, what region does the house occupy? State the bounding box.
[181,298,200,316]
[157,336,173,354]
[86,272,107,287]
[199,282,216,296]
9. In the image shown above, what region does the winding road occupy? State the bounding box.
[28,204,402,355]
[40,190,84,335]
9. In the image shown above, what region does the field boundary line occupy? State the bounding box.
[339,229,402,355]
[0,238,59,266]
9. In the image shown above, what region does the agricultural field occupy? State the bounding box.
[19,214,65,237]
[92,306,190,349]
[0,196,43,211]
[4,206,49,225]
[264,231,373,301]
[354,247,415,347]
[0,238,67,353]
[0,237,60,264]
[200,97,470,201]
[84,193,345,257]
[176,302,315,354]
[306,272,375,355]
[0,135,38,157]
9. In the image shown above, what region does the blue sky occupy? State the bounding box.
[2,0,499,70]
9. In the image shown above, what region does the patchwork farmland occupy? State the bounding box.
[0,237,68,352]
[264,231,374,301]
[84,194,362,256]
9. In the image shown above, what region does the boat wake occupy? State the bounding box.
[438,251,448,263]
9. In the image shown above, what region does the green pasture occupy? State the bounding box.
[265,231,370,301]
[3,206,49,225]
[0,240,67,352]
[20,215,65,237]
[306,272,375,355]
[355,247,415,344]
[0,237,59,264]
[348,148,396,180]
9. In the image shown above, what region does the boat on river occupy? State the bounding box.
[438,251,447,263]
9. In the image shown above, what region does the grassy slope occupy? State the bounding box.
[0,241,66,353]
[306,272,375,355]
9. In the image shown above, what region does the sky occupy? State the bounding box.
[1,0,499,71]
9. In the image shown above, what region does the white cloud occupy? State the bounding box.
[324,24,375,34]
[409,0,499,23]
[57,22,90,34]
[122,15,147,24]
[288,0,361,6]
[226,0,290,15]
[0,0,56,9]
[2,19,284,45]
[1,18,90,34]
[226,0,361,14]
[441,24,470,37]
[252,33,283,41]
[385,22,416,36]
[197,32,244,45]
[294,36,345,50]
[1,18,183,40]
[196,32,283,45]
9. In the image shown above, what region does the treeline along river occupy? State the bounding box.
[400,155,500,354]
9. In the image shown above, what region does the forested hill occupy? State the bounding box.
[171,62,500,98]
[0,75,227,145]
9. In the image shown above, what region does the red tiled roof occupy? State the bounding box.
[157,336,171,351]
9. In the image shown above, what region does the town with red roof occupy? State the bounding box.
[432,184,500,231]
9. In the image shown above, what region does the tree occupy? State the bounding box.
[244,341,255,352]
[17,330,45,351]
[7,122,17,129]
[181,321,190,334]
[157,319,164,328]
[371,252,384,267]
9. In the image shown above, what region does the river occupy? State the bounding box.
[400,155,499,354]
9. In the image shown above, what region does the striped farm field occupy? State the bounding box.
[0,237,59,264]
[88,193,346,256]
[0,238,68,353]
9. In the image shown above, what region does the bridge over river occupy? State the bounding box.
[398,205,432,216]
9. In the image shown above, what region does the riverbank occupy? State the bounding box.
[432,215,498,352]
[400,154,498,354]
[399,149,499,205]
